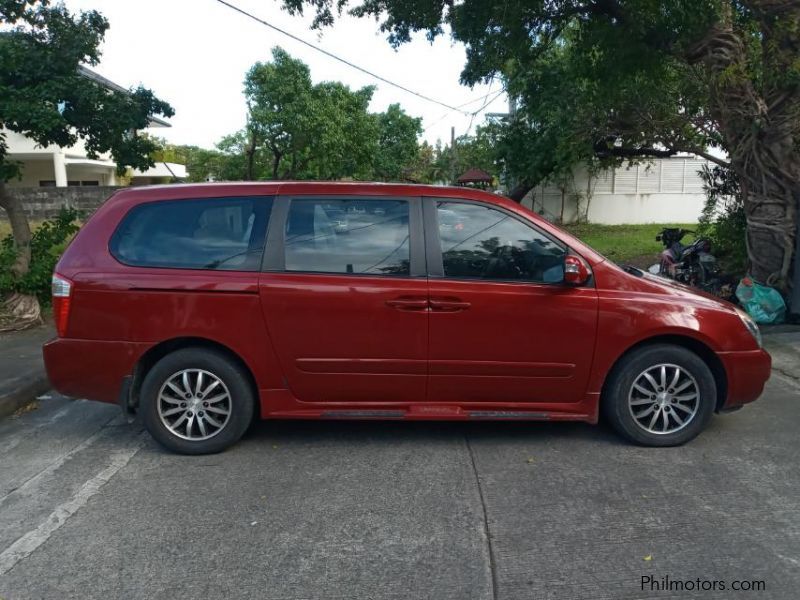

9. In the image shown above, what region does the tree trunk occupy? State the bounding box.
[244,129,258,181]
[733,137,799,286]
[507,182,533,203]
[0,181,41,325]
[0,180,32,277]
[689,2,800,289]
[271,152,281,180]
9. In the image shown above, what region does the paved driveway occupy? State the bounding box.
[1,373,798,600]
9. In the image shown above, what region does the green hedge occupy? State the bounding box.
[0,208,81,304]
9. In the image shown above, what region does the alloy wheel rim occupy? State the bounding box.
[157,369,232,441]
[628,363,699,435]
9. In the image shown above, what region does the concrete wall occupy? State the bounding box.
[0,186,120,220]
[523,157,710,225]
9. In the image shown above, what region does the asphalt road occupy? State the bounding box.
[1,373,798,600]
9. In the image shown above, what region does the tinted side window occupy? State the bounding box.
[111,197,271,271]
[436,201,566,282]
[285,199,410,276]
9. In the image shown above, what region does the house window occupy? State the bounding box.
[40,180,100,187]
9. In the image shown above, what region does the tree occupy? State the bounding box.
[449,125,502,185]
[242,47,379,181]
[0,0,173,321]
[373,103,422,181]
[283,0,800,289]
[239,48,425,182]
[149,138,245,183]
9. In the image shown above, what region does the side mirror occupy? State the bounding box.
[563,254,591,286]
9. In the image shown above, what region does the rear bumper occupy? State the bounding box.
[43,337,150,404]
[718,348,772,409]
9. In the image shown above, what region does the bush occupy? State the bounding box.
[0,208,82,304]
[697,164,747,275]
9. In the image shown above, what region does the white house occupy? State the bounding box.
[3,67,186,188]
[523,155,711,225]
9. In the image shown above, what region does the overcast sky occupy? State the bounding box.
[61,0,508,150]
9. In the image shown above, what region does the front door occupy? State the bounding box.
[258,196,428,403]
[425,199,598,405]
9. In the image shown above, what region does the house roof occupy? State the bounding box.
[78,66,171,128]
[457,168,493,183]
[131,162,188,179]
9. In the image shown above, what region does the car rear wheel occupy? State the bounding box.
[141,348,255,454]
[602,344,716,446]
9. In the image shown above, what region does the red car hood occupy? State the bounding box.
[601,262,738,314]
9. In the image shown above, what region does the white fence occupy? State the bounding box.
[523,157,710,224]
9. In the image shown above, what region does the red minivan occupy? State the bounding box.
[43,182,771,454]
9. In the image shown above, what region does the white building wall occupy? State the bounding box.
[2,129,106,159]
[523,157,710,225]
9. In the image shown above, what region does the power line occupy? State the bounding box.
[423,87,505,133]
[214,0,472,115]
[463,87,506,136]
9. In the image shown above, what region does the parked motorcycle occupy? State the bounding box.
[648,228,735,300]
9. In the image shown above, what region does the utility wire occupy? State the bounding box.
[463,87,506,137]
[214,0,472,115]
[423,87,505,133]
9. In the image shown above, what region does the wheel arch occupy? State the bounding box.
[599,334,728,413]
[128,337,259,416]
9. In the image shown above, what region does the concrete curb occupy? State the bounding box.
[762,330,800,386]
[0,374,51,420]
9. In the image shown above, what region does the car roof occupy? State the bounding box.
[110,181,513,206]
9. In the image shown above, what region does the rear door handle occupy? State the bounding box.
[429,299,471,312]
[386,298,429,311]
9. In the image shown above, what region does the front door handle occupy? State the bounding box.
[386,297,429,311]
[429,298,471,312]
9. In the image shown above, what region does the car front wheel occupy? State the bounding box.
[602,344,716,446]
[140,348,255,454]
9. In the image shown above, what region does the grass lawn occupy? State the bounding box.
[563,222,697,267]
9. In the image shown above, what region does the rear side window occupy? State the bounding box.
[284,199,410,276]
[110,197,272,271]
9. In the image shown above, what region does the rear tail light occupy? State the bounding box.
[52,274,72,337]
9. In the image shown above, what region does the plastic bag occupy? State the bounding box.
[735,277,786,324]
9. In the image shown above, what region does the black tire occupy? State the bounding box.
[602,344,716,447]
[140,347,255,455]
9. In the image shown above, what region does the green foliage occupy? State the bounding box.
[403,128,502,186]
[698,165,747,274]
[451,126,501,184]
[279,0,743,188]
[402,141,444,184]
[242,48,379,180]
[373,104,422,181]
[185,47,425,183]
[0,1,174,182]
[0,208,81,302]
[149,137,245,183]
